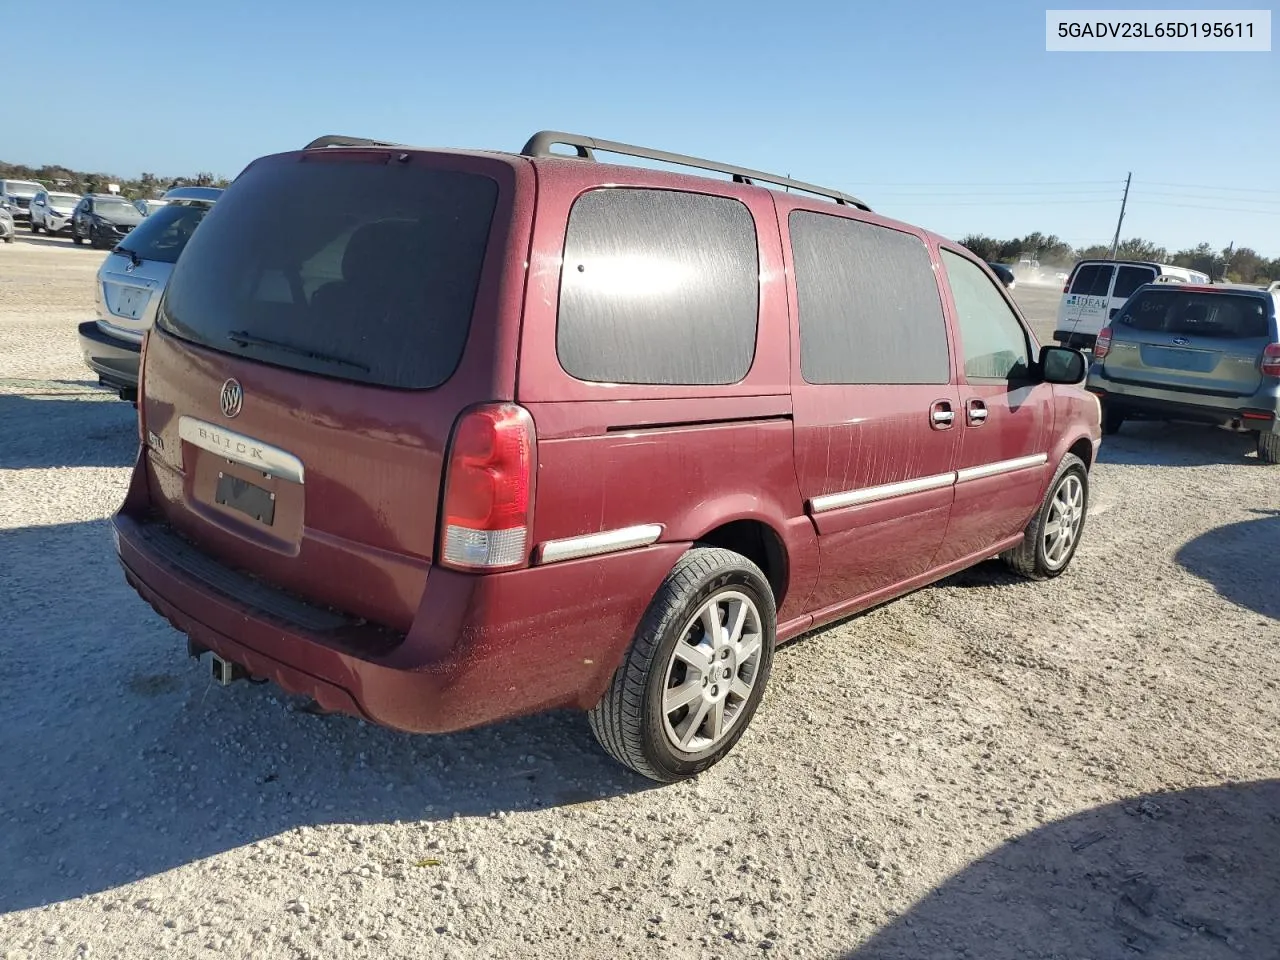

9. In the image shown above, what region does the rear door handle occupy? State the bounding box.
[930,400,955,429]
[967,399,988,425]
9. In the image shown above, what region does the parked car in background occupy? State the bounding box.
[987,262,1016,289]
[78,186,222,400]
[1056,259,1210,350]
[135,198,169,216]
[1087,283,1280,462]
[1,178,43,221]
[0,204,13,243]
[111,130,1100,783]
[70,194,144,248]
[28,190,81,233]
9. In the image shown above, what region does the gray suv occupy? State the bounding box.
[1087,283,1280,463]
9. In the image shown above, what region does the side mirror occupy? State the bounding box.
[1039,345,1087,384]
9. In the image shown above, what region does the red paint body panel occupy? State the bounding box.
[112,144,1102,738]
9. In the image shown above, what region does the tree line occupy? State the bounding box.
[960,232,1279,285]
[1,161,230,200]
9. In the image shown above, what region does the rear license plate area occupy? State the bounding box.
[114,286,147,319]
[215,471,275,525]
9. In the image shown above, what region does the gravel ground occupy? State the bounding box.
[2,235,1278,960]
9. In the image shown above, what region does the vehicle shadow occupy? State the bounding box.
[844,780,1280,959]
[1175,509,1280,621]
[9,233,98,251]
[0,518,653,913]
[1098,420,1258,467]
[0,390,137,469]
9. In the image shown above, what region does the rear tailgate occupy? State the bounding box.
[137,148,530,634]
[1103,288,1273,397]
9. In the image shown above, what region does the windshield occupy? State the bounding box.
[1117,290,1271,340]
[158,156,500,389]
[48,193,79,209]
[93,198,142,221]
[4,180,41,197]
[117,202,212,264]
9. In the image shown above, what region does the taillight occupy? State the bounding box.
[1094,326,1113,360]
[439,403,536,571]
[1261,343,1280,378]
[1062,284,1070,294]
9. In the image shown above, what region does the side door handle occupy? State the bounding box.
[966,399,988,425]
[930,400,955,430]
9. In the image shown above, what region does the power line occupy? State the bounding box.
[1140,180,1280,195]
[1133,190,1280,206]
[1127,199,1280,216]
[871,188,1123,198]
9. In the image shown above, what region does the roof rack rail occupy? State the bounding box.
[304,135,405,150]
[520,130,870,210]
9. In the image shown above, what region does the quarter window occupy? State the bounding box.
[556,188,759,386]
[790,212,950,384]
[941,249,1032,381]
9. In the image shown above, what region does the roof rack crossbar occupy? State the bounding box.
[304,135,405,150]
[520,130,870,210]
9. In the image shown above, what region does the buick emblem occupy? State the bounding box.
[1171,337,1190,346]
[219,378,243,419]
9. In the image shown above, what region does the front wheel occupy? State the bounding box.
[588,547,776,783]
[1001,453,1089,580]
[28,219,40,233]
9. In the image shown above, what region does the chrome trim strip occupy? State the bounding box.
[95,318,145,344]
[955,453,1048,483]
[808,471,956,514]
[178,416,305,484]
[538,524,664,564]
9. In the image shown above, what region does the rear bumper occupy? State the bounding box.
[1087,365,1280,433]
[78,321,140,392]
[111,458,686,734]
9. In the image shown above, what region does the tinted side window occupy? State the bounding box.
[941,250,1032,381]
[1112,265,1156,299]
[790,212,949,385]
[1069,263,1114,296]
[556,188,759,385]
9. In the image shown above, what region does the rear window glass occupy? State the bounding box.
[157,156,499,389]
[1117,290,1271,339]
[557,188,759,385]
[1112,265,1156,299]
[1068,263,1114,296]
[116,202,213,264]
[790,211,949,385]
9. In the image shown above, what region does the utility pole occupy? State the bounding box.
[1108,171,1132,260]
[1220,240,1234,282]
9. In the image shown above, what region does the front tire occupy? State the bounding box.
[28,219,40,233]
[588,547,776,783]
[1259,432,1280,465]
[1001,453,1089,580]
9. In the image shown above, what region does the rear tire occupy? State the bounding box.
[1259,432,1280,465]
[1102,402,1126,435]
[588,547,776,783]
[1001,453,1089,581]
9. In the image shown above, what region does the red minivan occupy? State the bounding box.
[112,132,1101,782]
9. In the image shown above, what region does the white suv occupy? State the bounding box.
[28,190,82,234]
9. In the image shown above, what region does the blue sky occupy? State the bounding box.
[6,0,1275,253]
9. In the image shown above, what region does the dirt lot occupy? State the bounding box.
[2,234,1278,960]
